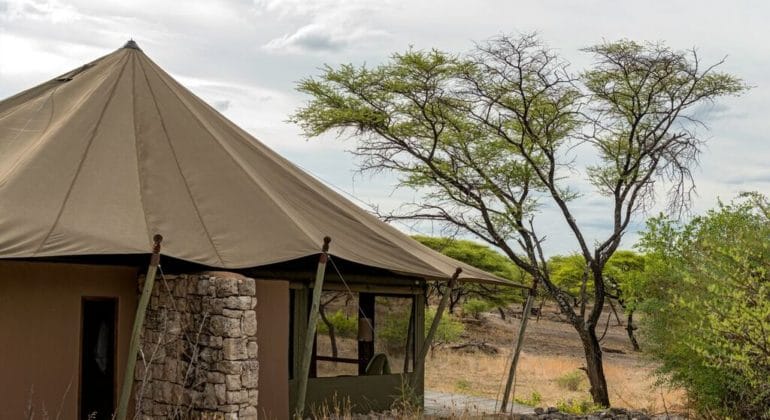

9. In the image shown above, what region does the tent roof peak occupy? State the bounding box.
[0,43,519,287]
[123,39,141,50]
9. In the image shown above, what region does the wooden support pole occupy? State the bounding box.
[403,301,416,373]
[116,234,163,420]
[294,236,331,419]
[412,267,461,388]
[500,288,536,413]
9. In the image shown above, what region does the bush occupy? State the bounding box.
[555,399,602,414]
[425,307,464,344]
[636,193,770,418]
[515,391,542,407]
[462,298,493,319]
[317,309,357,338]
[378,307,465,351]
[377,308,411,353]
[555,370,585,391]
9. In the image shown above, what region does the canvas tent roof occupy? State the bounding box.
[0,41,517,285]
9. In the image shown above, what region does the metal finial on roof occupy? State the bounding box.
[123,39,141,50]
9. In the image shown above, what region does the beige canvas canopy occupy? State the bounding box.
[0,41,517,285]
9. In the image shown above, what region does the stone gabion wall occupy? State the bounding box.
[135,272,259,419]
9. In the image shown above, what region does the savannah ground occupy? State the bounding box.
[317,298,686,415]
[424,303,686,414]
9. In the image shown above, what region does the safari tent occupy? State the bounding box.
[0,41,516,419]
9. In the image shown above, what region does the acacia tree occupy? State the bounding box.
[549,251,646,351]
[291,34,745,406]
[413,235,527,315]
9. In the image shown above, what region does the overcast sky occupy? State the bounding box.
[1,0,767,256]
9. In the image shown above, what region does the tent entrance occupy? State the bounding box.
[80,298,117,420]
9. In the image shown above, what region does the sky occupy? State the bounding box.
[1,0,768,256]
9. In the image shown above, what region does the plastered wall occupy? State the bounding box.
[0,261,138,419]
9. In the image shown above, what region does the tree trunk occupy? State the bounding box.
[318,306,338,358]
[579,327,611,407]
[540,268,612,407]
[626,311,641,352]
[608,299,623,326]
[448,289,462,314]
[448,297,458,314]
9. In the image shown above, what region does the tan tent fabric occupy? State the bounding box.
[0,42,518,285]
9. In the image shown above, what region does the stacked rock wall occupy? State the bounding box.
[135,272,259,419]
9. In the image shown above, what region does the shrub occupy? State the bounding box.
[555,399,602,414]
[425,307,464,345]
[636,193,770,418]
[462,298,493,319]
[317,309,357,338]
[555,370,585,391]
[378,307,465,351]
[515,391,542,407]
[377,309,411,353]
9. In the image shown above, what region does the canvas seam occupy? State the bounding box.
[130,52,155,249]
[136,55,227,267]
[0,53,111,122]
[34,53,132,255]
[142,57,323,253]
[145,57,457,278]
[0,54,123,188]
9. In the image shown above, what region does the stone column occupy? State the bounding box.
[134,272,259,419]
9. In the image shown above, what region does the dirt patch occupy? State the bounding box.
[425,303,686,414]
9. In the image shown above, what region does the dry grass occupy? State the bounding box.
[424,305,687,413]
[426,349,685,412]
[315,298,687,414]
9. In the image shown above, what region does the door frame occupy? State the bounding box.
[78,296,119,419]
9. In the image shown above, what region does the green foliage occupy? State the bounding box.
[454,379,471,391]
[377,307,464,350]
[377,308,410,352]
[514,391,542,407]
[636,193,770,418]
[462,298,494,319]
[292,33,747,407]
[413,235,522,282]
[555,370,585,392]
[604,250,646,310]
[413,235,527,308]
[547,251,645,304]
[425,307,464,344]
[581,40,746,200]
[548,254,590,298]
[317,310,357,338]
[555,399,603,415]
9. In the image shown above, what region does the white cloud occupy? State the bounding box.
[1,0,79,23]
[253,0,385,17]
[263,22,388,54]
[256,0,393,54]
